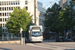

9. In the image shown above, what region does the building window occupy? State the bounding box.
[11,1,13,5]
[3,18,4,22]
[5,13,6,16]
[0,13,1,16]
[7,7,8,10]
[0,18,2,21]
[9,1,11,5]
[4,2,6,5]
[5,7,6,11]
[11,1,12,5]
[11,7,13,10]
[9,13,11,16]
[25,1,28,5]
[9,7,11,10]
[7,13,9,16]
[5,18,7,21]
[7,1,9,5]
[3,2,4,5]
[3,13,4,16]
[16,1,17,5]
[0,7,1,11]
[14,1,15,5]
[2,7,4,11]
[26,6,28,10]
[0,2,1,5]
[5,2,6,5]
[2,2,3,5]
[18,1,20,5]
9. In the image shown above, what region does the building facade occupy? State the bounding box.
[59,0,75,9]
[59,0,67,9]
[0,0,39,33]
[37,1,46,31]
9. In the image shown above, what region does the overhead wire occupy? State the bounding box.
[39,0,60,9]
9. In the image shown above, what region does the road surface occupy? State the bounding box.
[0,44,49,50]
[0,41,75,50]
[26,42,75,50]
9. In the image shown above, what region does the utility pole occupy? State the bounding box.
[34,0,36,25]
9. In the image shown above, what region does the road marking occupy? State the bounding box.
[27,43,54,49]
[26,43,75,50]
[34,43,75,48]
[26,44,74,49]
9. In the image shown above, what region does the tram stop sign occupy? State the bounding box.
[47,13,49,15]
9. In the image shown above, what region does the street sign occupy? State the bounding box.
[36,17,38,19]
[47,13,49,15]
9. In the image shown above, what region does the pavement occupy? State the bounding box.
[0,44,50,50]
[0,40,75,50]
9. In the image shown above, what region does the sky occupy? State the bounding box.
[38,0,60,9]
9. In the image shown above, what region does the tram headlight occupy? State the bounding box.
[40,36,43,40]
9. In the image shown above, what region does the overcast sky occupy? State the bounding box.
[38,0,60,9]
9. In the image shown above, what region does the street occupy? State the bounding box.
[0,41,75,50]
[0,44,48,50]
[26,42,75,50]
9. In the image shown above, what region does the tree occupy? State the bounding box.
[59,1,75,40]
[59,2,75,31]
[6,7,32,36]
[44,3,62,41]
[44,3,62,32]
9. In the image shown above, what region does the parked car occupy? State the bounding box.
[59,36,64,42]
[66,36,71,42]
[50,36,53,40]
[73,36,75,41]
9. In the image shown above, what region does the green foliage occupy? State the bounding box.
[59,1,75,31]
[44,2,75,36]
[6,7,32,36]
[72,0,75,1]
[44,3,62,32]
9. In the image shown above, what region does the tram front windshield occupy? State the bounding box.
[31,31,42,36]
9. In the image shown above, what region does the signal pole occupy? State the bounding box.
[34,0,36,25]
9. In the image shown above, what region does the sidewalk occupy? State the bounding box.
[0,44,50,50]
